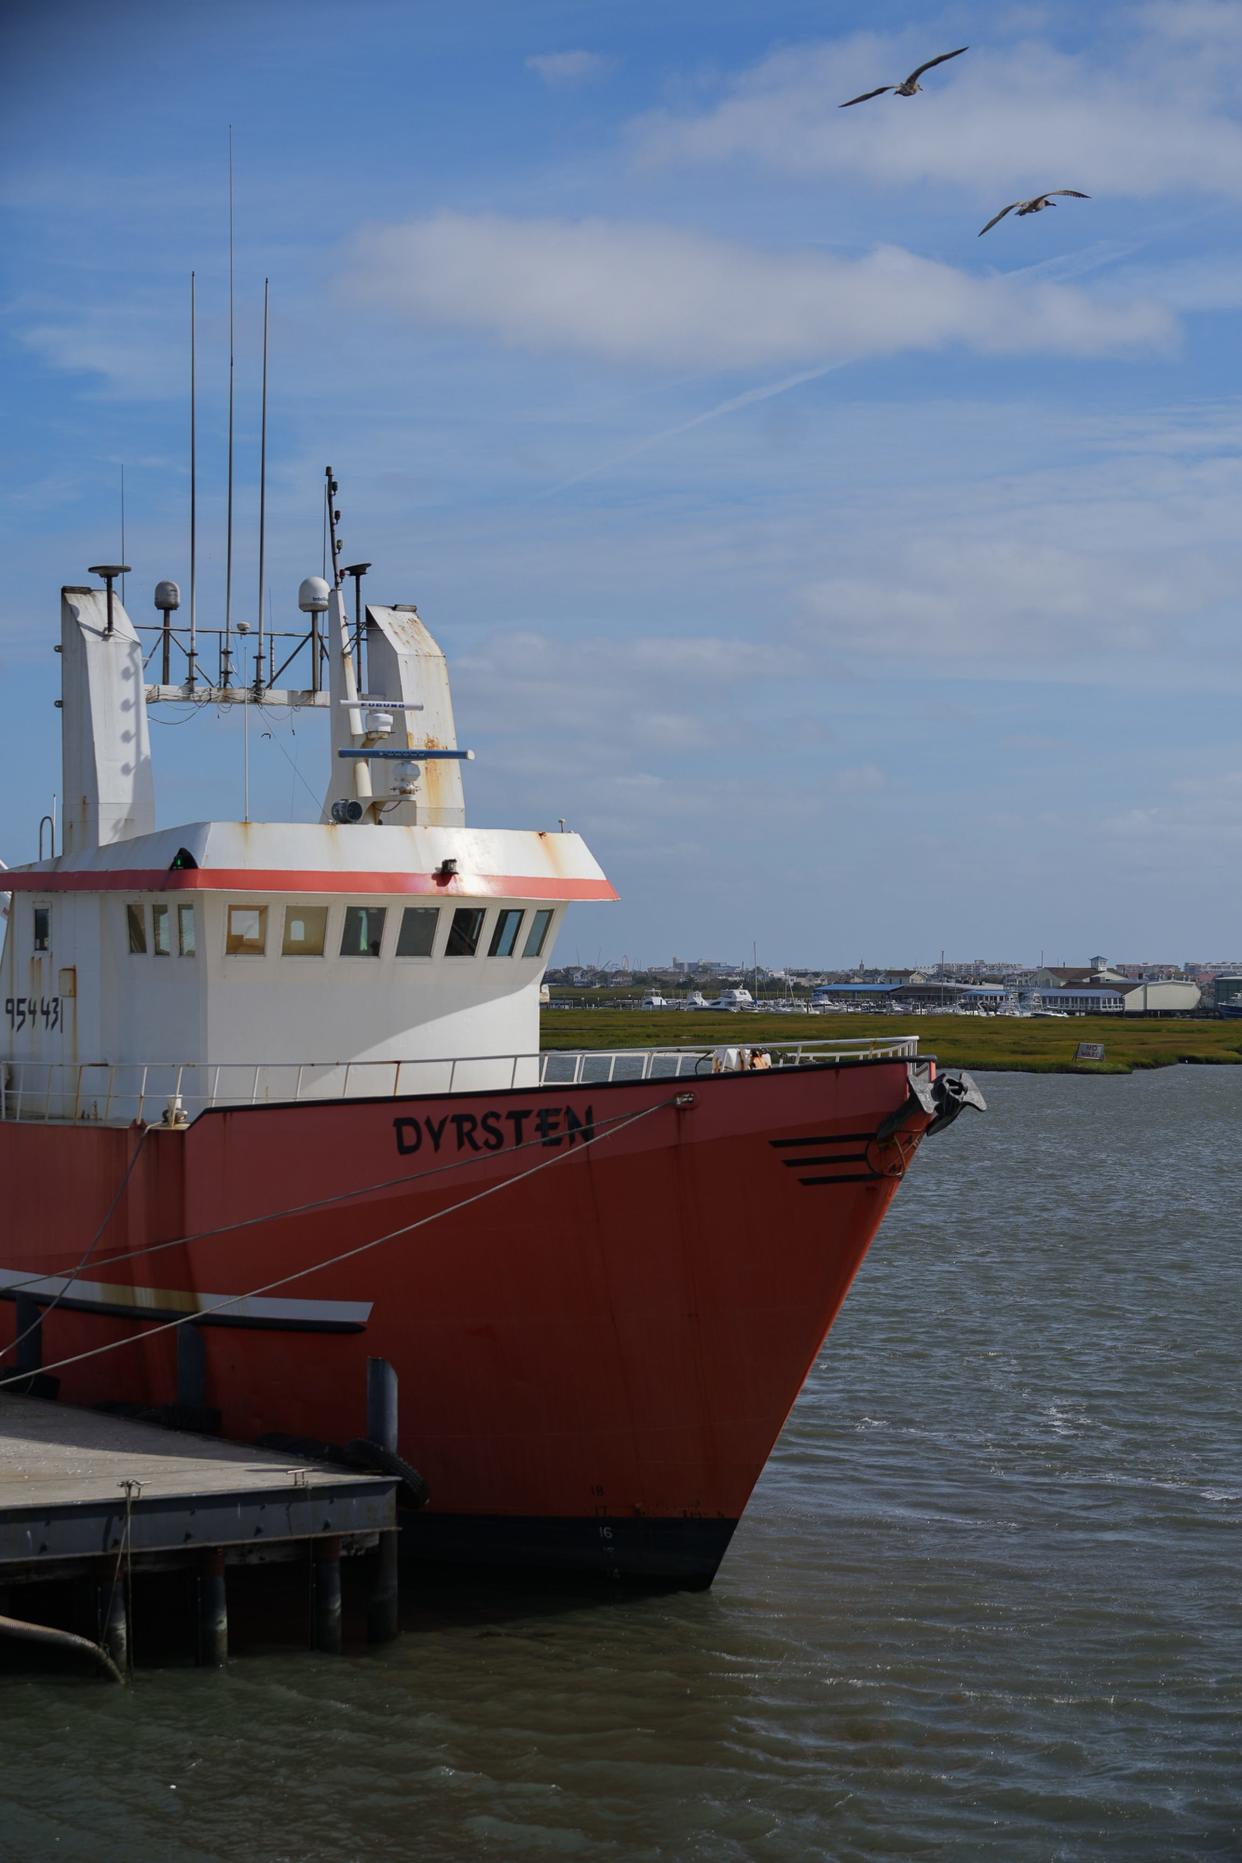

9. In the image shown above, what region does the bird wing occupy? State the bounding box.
[906,46,969,83]
[977,202,1018,237]
[1046,190,1090,199]
[839,85,893,107]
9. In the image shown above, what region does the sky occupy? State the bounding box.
[3,0,1241,969]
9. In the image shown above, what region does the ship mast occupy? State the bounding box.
[325,467,372,817]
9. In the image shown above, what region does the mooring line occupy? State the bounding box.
[97,1478,141,1683]
[0,1125,152,1367]
[0,1096,684,1390]
[0,1096,674,1303]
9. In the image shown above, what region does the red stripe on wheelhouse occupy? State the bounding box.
[3,868,618,901]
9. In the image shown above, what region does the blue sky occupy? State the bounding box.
[3,0,1241,967]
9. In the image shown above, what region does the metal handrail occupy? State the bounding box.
[0,1035,919,1126]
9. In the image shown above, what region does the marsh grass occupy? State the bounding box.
[540,1012,1242,1075]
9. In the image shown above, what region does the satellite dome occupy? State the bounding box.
[298,576,331,614]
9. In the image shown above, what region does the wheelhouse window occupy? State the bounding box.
[177,903,197,957]
[152,903,172,956]
[341,904,386,958]
[522,909,554,960]
[33,906,50,953]
[126,903,147,955]
[226,904,267,956]
[445,906,484,957]
[488,908,525,958]
[282,905,328,957]
[396,907,438,958]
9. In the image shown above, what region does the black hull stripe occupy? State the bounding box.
[780,1151,868,1167]
[768,1132,876,1148]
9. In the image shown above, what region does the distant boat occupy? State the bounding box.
[707,987,754,1011]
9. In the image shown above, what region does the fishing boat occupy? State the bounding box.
[0,479,983,1584]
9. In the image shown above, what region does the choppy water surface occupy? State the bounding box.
[3,1070,1240,1860]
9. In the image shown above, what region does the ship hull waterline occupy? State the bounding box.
[0,1059,932,1586]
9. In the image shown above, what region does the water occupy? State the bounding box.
[3,1070,1240,1860]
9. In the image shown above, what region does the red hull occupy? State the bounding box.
[0,1061,930,1583]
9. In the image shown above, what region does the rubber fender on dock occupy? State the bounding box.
[343,1439,430,1509]
[256,1431,430,1509]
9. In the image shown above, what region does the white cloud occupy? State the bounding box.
[525,50,613,88]
[350,213,1173,370]
[630,28,1242,203]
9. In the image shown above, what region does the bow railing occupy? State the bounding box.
[0,1035,920,1126]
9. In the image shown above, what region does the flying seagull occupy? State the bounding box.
[978,191,1091,236]
[839,46,968,107]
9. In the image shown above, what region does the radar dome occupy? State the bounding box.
[298,576,331,613]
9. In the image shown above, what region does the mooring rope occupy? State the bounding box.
[0,1095,677,1299]
[0,1124,152,1367]
[96,1477,141,1683]
[0,1095,683,1391]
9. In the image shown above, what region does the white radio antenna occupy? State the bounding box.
[257,276,269,686]
[189,269,198,689]
[224,124,235,686]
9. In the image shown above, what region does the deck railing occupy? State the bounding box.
[0,1036,919,1127]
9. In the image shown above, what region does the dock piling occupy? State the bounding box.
[366,1356,399,1455]
[176,1320,206,1413]
[198,1547,228,1667]
[13,1297,41,1377]
[366,1356,400,1644]
[314,1536,343,1653]
[98,1558,128,1673]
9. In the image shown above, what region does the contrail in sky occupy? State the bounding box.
[538,355,857,498]
[998,201,1230,288]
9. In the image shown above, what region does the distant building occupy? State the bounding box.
[1117,979,1200,1014]
[1031,966,1129,988]
[1025,987,1125,1014]
[812,982,901,1006]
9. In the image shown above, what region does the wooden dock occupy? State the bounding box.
[0,1392,400,1677]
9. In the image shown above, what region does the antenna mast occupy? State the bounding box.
[223,124,235,687]
[257,276,269,688]
[189,269,197,689]
[326,465,342,586]
[119,465,126,605]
